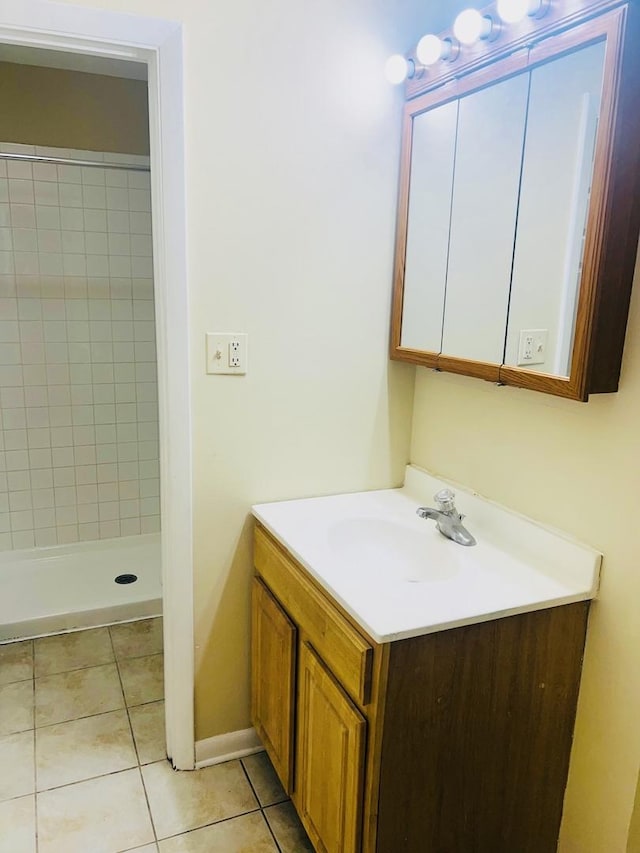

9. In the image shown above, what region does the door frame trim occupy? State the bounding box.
[0,1,195,769]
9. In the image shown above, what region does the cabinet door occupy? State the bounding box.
[295,642,366,853]
[504,40,606,377]
[400,98,458,352]
[251,577,296,793]
[441,71,529,364]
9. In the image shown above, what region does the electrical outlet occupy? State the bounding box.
[229,340,241,368]
[206,333,248,374]
[517,329,548,366]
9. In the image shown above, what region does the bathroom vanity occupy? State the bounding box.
[251,468,601,853]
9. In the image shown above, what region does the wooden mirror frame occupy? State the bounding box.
[389,0,640,401]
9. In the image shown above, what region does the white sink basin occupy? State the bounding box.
[252,466,601,643]
[328,517,459,583]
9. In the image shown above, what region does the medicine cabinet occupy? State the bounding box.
[390,0,640,401]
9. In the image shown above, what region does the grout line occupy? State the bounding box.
[262,805,284,853]
[154,806,264,844]
[34,761,142,795]
[32,649,163,682]
[239,758,262,810]
[238,759,284,853]
[30,691,164,732]
[108,623,160,846]
[137,763,159,846]
[0,789,37,805]
[34,704,132,733]
[112,648,165,663]
[32,651,125,729]
[108,625,140,762]
[31,639,39,853]
[33,702,127,731]
[117,843,160,853]
[34,659,117,680]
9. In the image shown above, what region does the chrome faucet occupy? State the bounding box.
[416,489,476,547]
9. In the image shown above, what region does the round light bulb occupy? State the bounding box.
[453,9,493,45]
[497,0,533,23]
[385,54,410,84]
[416,34,443,66]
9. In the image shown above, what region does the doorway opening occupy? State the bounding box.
[0,2,193,770]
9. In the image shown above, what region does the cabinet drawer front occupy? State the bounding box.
[251,577,296,793]
[254,525,373,707]
[295,642,366,853]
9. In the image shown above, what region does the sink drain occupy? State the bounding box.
[115,573,138,584]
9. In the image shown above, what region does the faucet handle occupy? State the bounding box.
[434,488,456,513]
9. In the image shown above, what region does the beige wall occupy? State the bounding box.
[629,780,640,853]
[0,62,149,153]
[183,0,420,739]
[54,0,422,739]
[410,248,640,851]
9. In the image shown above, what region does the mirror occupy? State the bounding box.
[441,71,529,364]
[504,41,605,377]
[401,100,456,353]
[391,2,640,400]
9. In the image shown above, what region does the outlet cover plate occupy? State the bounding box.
[517,329,548,366]
[206,333,248,375]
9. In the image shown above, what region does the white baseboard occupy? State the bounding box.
[195,727,263,768]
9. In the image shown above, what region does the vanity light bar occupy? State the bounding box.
[385,0,549,83]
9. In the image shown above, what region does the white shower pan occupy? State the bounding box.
[0,533,162,643]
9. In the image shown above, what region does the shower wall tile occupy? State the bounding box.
[0,145,159,551]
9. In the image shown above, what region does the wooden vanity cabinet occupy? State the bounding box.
[252,523,590,853]
[251,577,296,792]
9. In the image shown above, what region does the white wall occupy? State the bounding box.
[49,0,423,737]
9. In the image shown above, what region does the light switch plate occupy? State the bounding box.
[206,333,248,375]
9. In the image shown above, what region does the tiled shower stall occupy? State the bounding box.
[0,143,160,552]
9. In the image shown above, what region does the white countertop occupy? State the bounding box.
[252,466,602,643]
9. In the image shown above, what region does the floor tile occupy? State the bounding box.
[35,663,124,727]
[142,759,258,840]
[119,653,164,706]
[0,680,34,735]
[0,794,36,853]
[158,811,278,852]
[242,751,288,807]
[264,801,314,852]
[110,617,163,660]
[128,846,159,852]
[0,731,35,801]
[0,640,33,685]
[37,767,155,853]
[34,627,114,677]
[36,709,137,791]
[129,700,166,764]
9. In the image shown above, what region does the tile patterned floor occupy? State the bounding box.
[0,619,313,853]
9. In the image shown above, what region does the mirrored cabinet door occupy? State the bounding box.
[400,100,458,352]
[441,73,529,364]
[390,2,640,400]
[504,41,607,377]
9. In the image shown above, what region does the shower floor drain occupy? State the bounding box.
[114,573,138,584]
